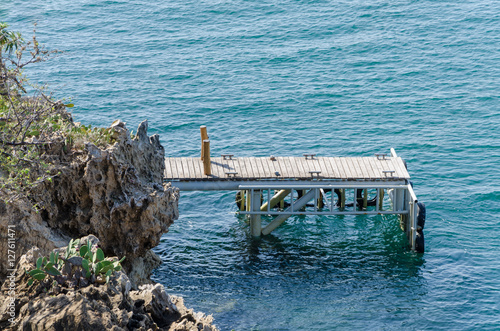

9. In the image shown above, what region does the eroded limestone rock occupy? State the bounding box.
[0,239,218,331]
[0,120,179,288]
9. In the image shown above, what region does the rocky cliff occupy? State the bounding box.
[0,236,216,330]
[0,119,178,288]
[0,119,218,330]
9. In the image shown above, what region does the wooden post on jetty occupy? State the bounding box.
[202,140,211,175]
[200,125,211,175]
[200,126,208,160]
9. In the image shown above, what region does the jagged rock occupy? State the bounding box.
[0,120,179,288]
[0,118,219,330]
[0,242,218,331]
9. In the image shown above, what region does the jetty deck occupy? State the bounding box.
[162,126,424,252]
[164,154,410,189]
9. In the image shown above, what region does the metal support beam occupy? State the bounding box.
[262,189,316,235]
[250,189,262,237]
[407,184,418,251]
[171,180,408,191]
[260,189,291,211]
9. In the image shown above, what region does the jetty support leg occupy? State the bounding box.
[262,189,316,235]
[250,189,262,237]
[378,188,384,210]
[245,190,251,212]
[363,189,368,209]
[340,189,345,210]
[409,200,417,251]
[239,190,246,211]
[318,189,325,209]
[260,189,291,211]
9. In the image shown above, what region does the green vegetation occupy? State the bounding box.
[0,22,116,203]
[26,238,125,289]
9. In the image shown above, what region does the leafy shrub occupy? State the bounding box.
[26,238,125,289]
[0,22,117,204]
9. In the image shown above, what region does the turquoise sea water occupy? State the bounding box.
[2,1,500,329]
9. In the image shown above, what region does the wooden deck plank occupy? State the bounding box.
[209,157,222,178]
[355,157,370,179]
[363,157,377,179]
[180,158,189,179]
[255,157,266,178]
[339,158,349,178]
[371,157,385,179]
[164,156,411,181]
[317,157,331,178]
[164,157,173,179]
[355,158,365,179]
[324,157,336,178]
[195,157,204,178]
[221,157,233,178]
[332,157,345,179]
[392,157,409,179]
[343,158,356,178]
[387,157,401,179]
[295,157,309,178]
[278,157,290,178]
[269,157,282,178]
[248,157,258,178]
[257,157,269,178]
[187,157,198,179]
[266,157,278,178]
[296,157,310,179]
[320,157,335,178]
[372,156,387,179]
[243,157,254,178]
[357,157,369,179]
[190,158,201,178]
[340,157,353,179]
[172,158,182,179]
[256,158,265,178]
[378,157,396,179]
[301,157,314,178]
[186,157,195,179]
[278,157,289,178]
[229,158,239,177]
[287,157,299,178]
[400,158,411,178]
[285,157,298,178]
[354,157,367,179]
[291,156,305,178]
[234,157,246,179]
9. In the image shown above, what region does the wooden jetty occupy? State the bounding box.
[164,126,425,252]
